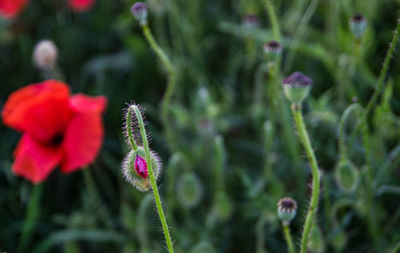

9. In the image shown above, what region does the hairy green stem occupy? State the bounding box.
[17,184,43,253]
[132,105,175,253]
[338,103,362,156]
[291,104,320,253]
[282,223,295,253]
[264,0,281,41]
[364,16,400,116]
[142,24,178,152]
[126,106,138,152]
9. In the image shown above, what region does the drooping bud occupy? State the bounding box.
[282,72,312,104]
[308,224,325,252]
[134,155,148,178]
[131,2,148,26]
[242,14,260,28]
[191,241,218,253]
[177,172,203,208]
[263,40,282,61]
[334,158,359,193]
[277,197,297,224]
[213,191,232,220]
[33,40,58,69]
[349,14,367,38]
[122,147,162,191]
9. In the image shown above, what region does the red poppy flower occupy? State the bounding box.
[68,0,96,13]
[0,0,29,19]
[2,80,107,184]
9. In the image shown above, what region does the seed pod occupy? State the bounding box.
[282,72,312,104]
[263,40,282,62]
[242,14,260,28]
[33,40,58,69]
[277,197,297,224]
[122,147,162,191]
[177,171,203,208]
[334,158,359,193]
[349,14,367,38]
[131,2,148,26]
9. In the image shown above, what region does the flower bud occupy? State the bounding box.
[282,72,312,104]
[191,241,218,253]
[242,14,260,28]
[177,171,203,208]
[33,40,58,69]
[122,147,162,191]
[214,191,232,220]
[277,197,297,224]
[309,225,325,252]
[334,158,359,193]
[131,2,148,26]
[349,14,366,38]
[263,40,282,61]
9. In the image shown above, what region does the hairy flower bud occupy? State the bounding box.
[277,197,297,224]
[131,2,148,26]
[349,14,367,38]
[282,72,312,104]
[33,40,58,69]
[177,172,203,208]
[122,147,162,191]
[334,158,359,193]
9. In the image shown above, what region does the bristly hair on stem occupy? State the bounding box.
[123,102,152,150]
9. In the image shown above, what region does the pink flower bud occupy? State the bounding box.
[135,155,148,179]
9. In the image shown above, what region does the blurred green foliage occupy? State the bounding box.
[1,0,400,252]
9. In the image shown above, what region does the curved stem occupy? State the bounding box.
[291,104,321,253]
[282,223,295,253]
[364,16,400,116]
[338,103,362,156]
[142,24,178,152]
[132,105,175,253]
[126,106,138,152]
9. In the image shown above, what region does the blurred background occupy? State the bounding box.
[1,0,400,252]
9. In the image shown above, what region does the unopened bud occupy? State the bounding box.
[33,40,58,69]
[334,158,359,193]
[177,172,203,208]
[122,147,162,191]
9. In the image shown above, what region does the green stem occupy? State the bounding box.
[264,0,281,41]
[291,104,321,253]
[142,24,178,152]
[126,106,138,152]
[364,16,400,116]
[282,223,295,253]
[17,184,43,253]
[132,105,175,253]
[83,168,113,230]
[338,103,362,156]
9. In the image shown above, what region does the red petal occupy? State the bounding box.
[68,0,95,12]
[13,134,62,184]
[61,95,107,173]
[2,80,71,143]
[0,0,29,19]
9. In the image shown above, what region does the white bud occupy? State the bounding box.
[33,40,58,69]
